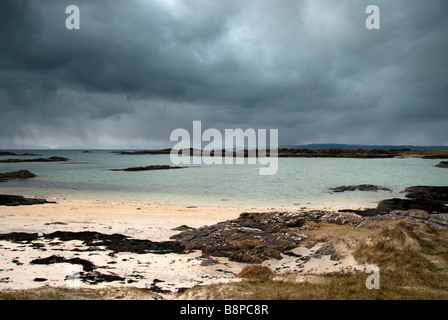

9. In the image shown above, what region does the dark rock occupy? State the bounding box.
[340,185,448,217]
[12,259,23,266]
[30,255,96,272]
[77,271,125,285]
[111,148,448,159]
[0,232,39,242]
[0,152,41,156]
[329,184,392,193]
[110,165,185,171]
[0,230,185,255]
[171,225,194,231]
[314,241,339,261]
[33,278,47,282]
[170,211,352,263]
[147,284,171,293]
[0,194,55,206]
[404,186,448,203]
[435,161,448,168]
[199,256,220,266]
[377,198,448,214]
[0,152,18,156]
[44,222,68,226]
[0,170,36,183]
[0,156,69,163]
[112,149,172,155]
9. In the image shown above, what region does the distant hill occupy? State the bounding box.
[281,144,448,151]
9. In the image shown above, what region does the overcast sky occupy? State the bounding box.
[0,0,447,149]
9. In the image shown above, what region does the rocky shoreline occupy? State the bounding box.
[0,152,41,157]
[112,148,448,159]
[339,186,448,217]
[0,185,447,293]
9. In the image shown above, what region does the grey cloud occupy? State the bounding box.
[0,0,447,148]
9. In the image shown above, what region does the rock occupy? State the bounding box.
[314,241,339,261]
[171,225,195,231]
[76,271,125,285]
[110,165,185,171]
[0,170,36,183]
[30,255,96,272]
[340,185,448,218]
[0,152,41,156]
[112,148,448,159]
[435,161,448,168]
[171,211,355,263]
[0,152,18,156]
[0,156,69,163]
[329,184,392,193]
[404,186,448,203]
[377,198,448,214]
[111,149,172,155]
[0,194,55,206]
[0,230,185,255]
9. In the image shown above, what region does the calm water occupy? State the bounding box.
[1,150,447,209]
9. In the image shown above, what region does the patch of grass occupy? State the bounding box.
[237,265,274,281]
[0,286,160,300]
[180,271,448,300]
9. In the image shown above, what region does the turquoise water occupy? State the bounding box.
[0,150,447,209]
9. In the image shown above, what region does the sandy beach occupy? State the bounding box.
[0,199,366,296]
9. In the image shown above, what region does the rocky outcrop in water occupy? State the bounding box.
[404,186,448,203]
[110,165,184,171]
[329,184,392,193]
[0,170,36,182]
[435,161,448,168]
[0,152,41,156]
[113,148,448,158]
[112,149,172,155]
[339,186,448,217]
[0,156,69,163]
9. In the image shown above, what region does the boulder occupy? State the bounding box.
[0,170,36,182]
[435,161,448,168]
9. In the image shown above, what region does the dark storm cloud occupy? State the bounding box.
[0,0,447,148]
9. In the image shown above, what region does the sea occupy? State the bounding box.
[1,150,447,209]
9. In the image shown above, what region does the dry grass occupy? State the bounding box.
[0,286,161,300]
[237,265,274,281]
[180,219,448,300]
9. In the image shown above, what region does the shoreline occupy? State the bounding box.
[1,192,447,299]
[0,188,381,211]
